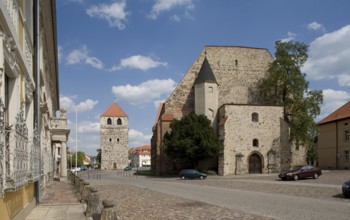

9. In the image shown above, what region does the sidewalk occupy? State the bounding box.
[25,177,89,220]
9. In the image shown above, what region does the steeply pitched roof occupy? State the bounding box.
[101,102,127,117]
[318,101,350,125]
[194,57,217,84]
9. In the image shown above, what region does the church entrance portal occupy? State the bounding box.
[249,153,262,174]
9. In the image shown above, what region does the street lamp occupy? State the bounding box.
[75,107,78,175]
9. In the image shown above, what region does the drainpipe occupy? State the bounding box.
[34,0,41,203]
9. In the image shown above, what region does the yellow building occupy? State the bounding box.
[318,101,350,169]
[0,1,68,219]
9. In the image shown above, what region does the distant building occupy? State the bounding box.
[100,102,129,169]
[151,46,305,176]
[318,101,350,169]
[129,145,151,168]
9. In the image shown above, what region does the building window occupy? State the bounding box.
[109,138,112,142]
[107,118,112,125]
[117,138,120,143]
[345,130,349,142]
[117,118,122,125]
[253,139,259,147]
[208,86,213,93]
[252,112,259,122]
[345,150,349,162]
[235,59,238,67]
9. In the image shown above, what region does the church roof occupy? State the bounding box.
[318,101,350,125]
[101,102,127,117]
[194,56,217,84]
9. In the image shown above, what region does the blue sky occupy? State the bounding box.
[56,0,350,156]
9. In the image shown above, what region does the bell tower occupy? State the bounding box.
[100,102,128,169]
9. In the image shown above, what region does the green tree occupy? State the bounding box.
[70,151,85,167]
[96,148,101,167]
[163,113,219,167]
[258,40,323,147]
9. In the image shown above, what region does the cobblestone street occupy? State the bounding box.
[82,170,350,219]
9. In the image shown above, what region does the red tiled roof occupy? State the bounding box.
[318,101,350,125]
[131,145,151,155]
[101,102,127,117]
[161,113,174,121]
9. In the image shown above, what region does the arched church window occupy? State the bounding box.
[117,118,122,125]
[107,118,112,125]
[253,139,259,147]
[252,112,259,122]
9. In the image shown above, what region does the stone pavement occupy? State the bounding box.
[25,178,89,220]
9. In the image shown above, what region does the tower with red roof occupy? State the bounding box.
[100,102,128,169]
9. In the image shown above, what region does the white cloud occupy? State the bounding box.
[86,1,129,30]
[112,79,176,105]
[66,46,103,69]
[77,121,100,133]
[317,89,350,122]
[129,129,152,148]
[148,0,194,20]
[109,55,167,71]
[58,46,62,63]
[60,96,99,112]
[307,21,325,31]
[154,99,165,109]
[303,25,350,86]
[170,14,181,22]
[280,32,296,42]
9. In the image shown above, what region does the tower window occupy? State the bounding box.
[253,139,259,147]
[208,86,213,93]
[252,112,259,122]
[117,138,120,143]
[109,138,112,142]
[107,118,112,125]
[117,118,122,125]
[235,60,238,67]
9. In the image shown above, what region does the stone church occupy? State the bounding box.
[100,102,129,169]
[151,46,305,176]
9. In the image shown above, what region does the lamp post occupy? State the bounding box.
[75,107,78,175]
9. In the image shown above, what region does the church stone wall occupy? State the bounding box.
[218,104,284,175]
[164,46,273,119]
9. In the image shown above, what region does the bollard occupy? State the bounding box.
[86,187,101,220]
[81,181,90,203]
[79,178,85,195]
[100,199,117,220]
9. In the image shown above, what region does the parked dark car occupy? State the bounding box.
[80,166,87,171]
[278,165,322,181]
[179,169,207,180]
[124,166,132,171]
[342,180,350,198]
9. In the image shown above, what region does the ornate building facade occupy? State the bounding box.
[0,1,69,219]
[151,46,305,176]
[100,102,129,170]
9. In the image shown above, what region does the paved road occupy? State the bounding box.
[89,171,350,220]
